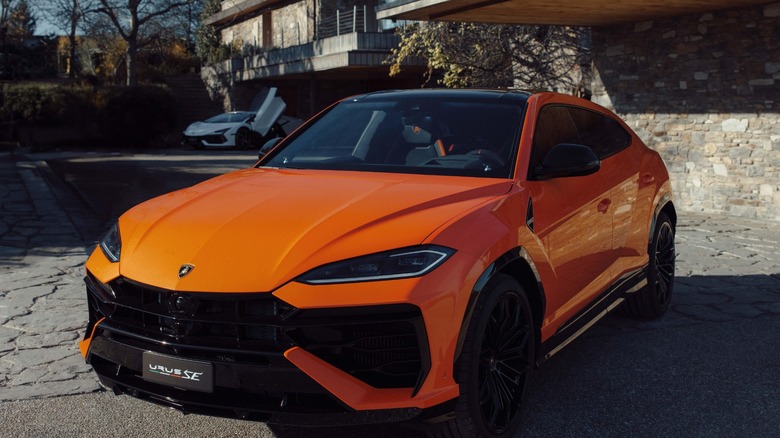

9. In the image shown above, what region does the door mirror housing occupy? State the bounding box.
[534,143,600,180]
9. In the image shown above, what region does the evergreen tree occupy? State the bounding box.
[8,0,35,41]
[194,0,222,63]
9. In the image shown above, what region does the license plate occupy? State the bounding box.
[142,351,214,393]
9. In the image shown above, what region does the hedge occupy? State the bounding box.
[0,83,179,148]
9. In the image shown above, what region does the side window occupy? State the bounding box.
[530,105,582,171]
[568,107,631,160]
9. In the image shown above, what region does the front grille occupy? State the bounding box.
[202,134,227,144]
[85,275,430,391]
[182,134,227,145]
[88,276,295,353]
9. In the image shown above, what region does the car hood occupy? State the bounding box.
[183,121,240,136]
[118,168,512,292]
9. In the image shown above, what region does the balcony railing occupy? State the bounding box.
[319,5,369,39]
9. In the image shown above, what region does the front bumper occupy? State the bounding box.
[81,274,432,423]
[182,133,231,147]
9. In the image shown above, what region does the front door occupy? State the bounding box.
[525,104,614,329]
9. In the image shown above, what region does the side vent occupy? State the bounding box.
[526,197,535,233]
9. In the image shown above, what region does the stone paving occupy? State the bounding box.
[1,150,779,404]
[0,152,100,400]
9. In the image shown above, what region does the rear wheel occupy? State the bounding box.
[433,274,535,437]
[623,212,675,318]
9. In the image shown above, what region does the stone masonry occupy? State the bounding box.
[221,0,379,51]
[591,2,780,221]
[0,154,100,400]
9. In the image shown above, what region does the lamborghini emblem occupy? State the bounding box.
[178,264,195,278]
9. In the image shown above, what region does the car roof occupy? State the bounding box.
[350,89,532,103]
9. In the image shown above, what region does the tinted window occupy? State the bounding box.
[530,104,632,177]
[263,96,526,178]
[530,106,582,170]
[206,112,253,123]
[567,107,631,159]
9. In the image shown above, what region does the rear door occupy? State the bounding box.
[567,107,647,275]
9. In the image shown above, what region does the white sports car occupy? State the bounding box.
[182,87,301,149]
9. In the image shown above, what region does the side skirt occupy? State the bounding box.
[538,265,648,364]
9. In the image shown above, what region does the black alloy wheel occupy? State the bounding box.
[436,274,535,437]
[235,128,252,149]
[624,212,675,318]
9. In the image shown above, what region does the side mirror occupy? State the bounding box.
[258,137,282,159]
[534,143,600,180]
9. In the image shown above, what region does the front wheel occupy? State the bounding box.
[235,127,252,149]
[623,212,675,318]
[434,274,535,437]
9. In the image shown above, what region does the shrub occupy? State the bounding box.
[0,83,179,148]
[0,83,59,123]
[0,84,96,125]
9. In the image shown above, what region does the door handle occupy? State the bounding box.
[598,198,611,213]
[640,173,655,187]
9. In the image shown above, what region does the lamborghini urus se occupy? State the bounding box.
[81,89,675,437]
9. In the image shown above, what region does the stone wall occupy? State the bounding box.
[220,0,245,11]
[591,2,780,220]
[219,1,380,50]
[273,0,315,48]
[221,0,316,50]
[221,16,263,51]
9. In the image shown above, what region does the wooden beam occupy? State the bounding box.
[377,0,772,25]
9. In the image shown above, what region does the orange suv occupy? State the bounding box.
[81,89,675,437]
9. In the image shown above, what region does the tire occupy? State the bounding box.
[433,274,535,437]
[235,128,252,149]
[623,212,675,318]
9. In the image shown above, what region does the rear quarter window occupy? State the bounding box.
[567,107,631,160]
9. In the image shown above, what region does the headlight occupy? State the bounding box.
[99,222,121,263]
[213,128,230,134]
[298,245,454,284]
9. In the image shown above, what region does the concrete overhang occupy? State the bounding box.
[376,0,773,26]
[207,33,425,81]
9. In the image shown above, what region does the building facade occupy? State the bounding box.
[590,3,779,220]
[203,0,424,119]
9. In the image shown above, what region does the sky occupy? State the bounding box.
[37,20,58,35]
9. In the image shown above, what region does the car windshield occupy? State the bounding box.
[262,93,527,178]
[205,112,253,123]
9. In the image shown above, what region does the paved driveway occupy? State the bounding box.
[1,149,778,437]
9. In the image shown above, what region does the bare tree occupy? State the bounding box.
[93,0,194,85]
[389,22,590,95]
[37,0,95,79]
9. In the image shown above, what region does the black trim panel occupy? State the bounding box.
[651,193,675,244]
[539,265,648,363]
[454,247,545,362]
